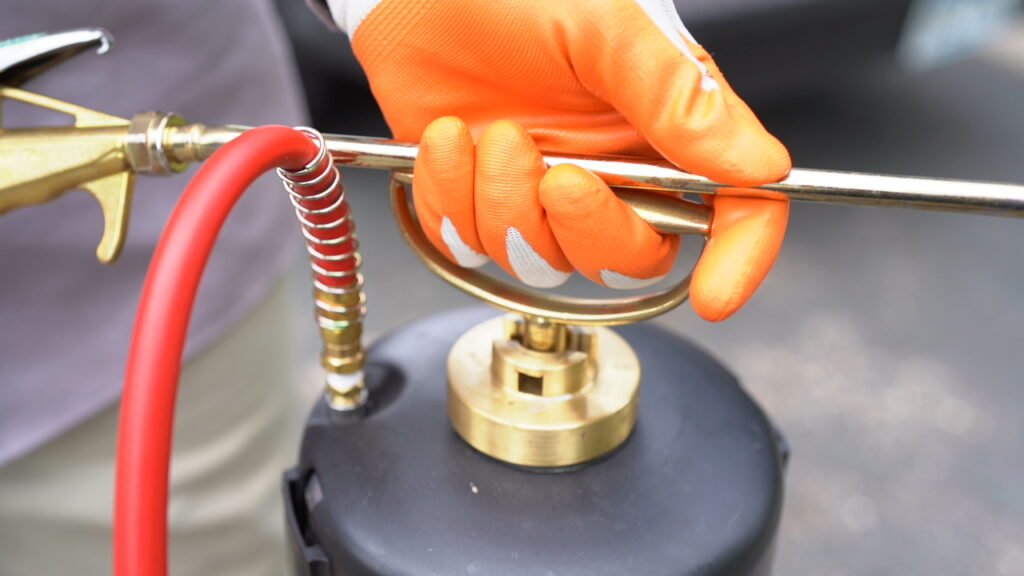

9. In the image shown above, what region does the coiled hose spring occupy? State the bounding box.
[277,127,367,410]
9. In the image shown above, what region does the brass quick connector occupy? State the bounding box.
[315,283,367,410]
[161,122,246,166]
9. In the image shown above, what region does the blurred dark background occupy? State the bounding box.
[274,1,1024,574]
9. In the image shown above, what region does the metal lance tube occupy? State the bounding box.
[6,109,1024,268]
[165,124,1024,219]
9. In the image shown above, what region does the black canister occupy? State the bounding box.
[284,307,787,576]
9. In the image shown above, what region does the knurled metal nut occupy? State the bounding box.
[125,111,184,175]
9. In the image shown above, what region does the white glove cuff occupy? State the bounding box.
[325,0,382,37]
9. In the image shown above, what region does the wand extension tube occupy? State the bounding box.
[164,125,1024,219]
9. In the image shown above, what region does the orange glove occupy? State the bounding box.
[325,0,791,321]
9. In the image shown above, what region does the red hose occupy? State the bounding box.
[115,126,319,576]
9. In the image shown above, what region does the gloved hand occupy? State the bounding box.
[325,0,791,321]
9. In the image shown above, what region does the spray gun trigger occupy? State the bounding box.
[81,171,134,264]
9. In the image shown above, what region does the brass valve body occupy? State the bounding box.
[447,315,640,468]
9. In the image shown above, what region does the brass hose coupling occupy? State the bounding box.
[316,281,368,410]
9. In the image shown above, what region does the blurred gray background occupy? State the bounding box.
[274,1,1024,574]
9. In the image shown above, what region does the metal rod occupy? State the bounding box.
[181,126,1024,218]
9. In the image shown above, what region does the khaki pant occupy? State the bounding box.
[0,277,311,575]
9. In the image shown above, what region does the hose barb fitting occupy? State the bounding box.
[277,127,367,411]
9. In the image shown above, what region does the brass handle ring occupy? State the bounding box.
[388,171,710,326]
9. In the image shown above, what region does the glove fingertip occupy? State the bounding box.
[658,112,792,188]
[419,116,474,173]
[538,164,598,211]
[691,200,787,322]
[724,130,793,187]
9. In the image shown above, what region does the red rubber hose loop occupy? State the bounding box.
[115,126,318,576]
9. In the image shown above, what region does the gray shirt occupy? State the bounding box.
[0,0,308,464]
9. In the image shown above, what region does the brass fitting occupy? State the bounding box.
[124,111,189,175]
[315,283,367,410]
[447,315,640,468]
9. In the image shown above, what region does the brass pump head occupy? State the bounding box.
[447,314,641,468]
